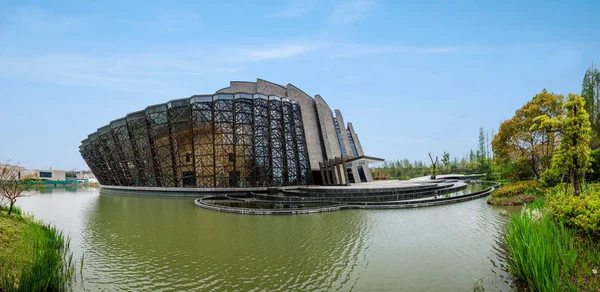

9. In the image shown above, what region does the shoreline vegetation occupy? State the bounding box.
[502,185,600,291]
[0,205,77,292]
[487,181,542,206]
[487,65,600,290]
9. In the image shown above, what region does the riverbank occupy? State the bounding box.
[503,188,600,291]
[0,206,75,291]
[487,181,542,205]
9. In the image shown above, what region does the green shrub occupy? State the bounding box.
[539,167,562,187]
[492,181,542,198]
[549,191,600,236]
[585,149,600,182]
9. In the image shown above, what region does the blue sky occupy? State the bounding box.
[1,0,599,170]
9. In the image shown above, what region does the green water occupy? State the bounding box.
[17,187,518,291]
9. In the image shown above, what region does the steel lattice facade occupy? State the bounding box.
[80,79,373,188]
[80,93,311,188]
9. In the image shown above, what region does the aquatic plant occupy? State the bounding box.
[504,201,578,291]
[0,213,76,291]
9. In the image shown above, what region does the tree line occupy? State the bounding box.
[372,128,493,180]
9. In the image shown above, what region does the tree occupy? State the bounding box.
[441,151,450,174]
[492,89,564,180]
[0,162,43,214]
[428,153,439,179]
[66,170,78,178]
[534,94,591,196]
[477,127,491,173]
[582,63,600,146]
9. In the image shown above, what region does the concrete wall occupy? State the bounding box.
[334,110,353,156]
[315,95,342,161]
[22,169,66,181]
[347,123,373,182]
[334,110,360,184]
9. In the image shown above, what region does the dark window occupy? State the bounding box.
[185,153,191,162]
[39,171,52,178]
[229,171,240,187]
[358,167,367,183]
[346,168,355,183]
[182,171,196,187]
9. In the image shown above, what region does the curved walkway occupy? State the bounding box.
[194,180,499,215]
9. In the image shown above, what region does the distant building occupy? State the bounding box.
[76,170,98,183]
[22,169,66,181]
[76,170,96,180]
[0,164,25,178]
[0,164,67,181]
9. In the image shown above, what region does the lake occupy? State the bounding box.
[17,187,519,291]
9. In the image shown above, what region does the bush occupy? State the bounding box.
[549,191,600,236]
[539,167,561,187]
[492,181,542,198]
[585,149,600,182]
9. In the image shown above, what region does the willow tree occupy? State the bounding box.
[492,89,563,180]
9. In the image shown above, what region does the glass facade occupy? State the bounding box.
[347,131,359,157]
[80,94,311,188]
[333,118,347,156]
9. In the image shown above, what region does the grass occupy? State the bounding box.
[504,198,600,291]
[0,206,75,291]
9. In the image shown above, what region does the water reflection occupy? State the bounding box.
[81,192,370,291]
[16,188,519,291]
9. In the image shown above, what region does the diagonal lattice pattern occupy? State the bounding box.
[81,94,311,188]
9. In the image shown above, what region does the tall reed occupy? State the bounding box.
[0,218,75,291]
[504,202,577,291]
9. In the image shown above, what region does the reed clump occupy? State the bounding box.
[0,206,75,291]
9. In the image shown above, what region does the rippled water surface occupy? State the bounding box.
[17,187,518,291]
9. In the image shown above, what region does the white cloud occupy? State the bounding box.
[329,0,378,25]
[0,53,243,91]
[333,44,456,57]
[407,137,429,143]
[234,43,326,61]
[269,0,315,18]
[423,47,455,53]
[1,6,85,34]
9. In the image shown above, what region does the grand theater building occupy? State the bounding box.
[80,79,377,189]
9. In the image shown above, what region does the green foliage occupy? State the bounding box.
[441,151,450,173]
[372,159,431,180]
[487,181,543,205]
[552,94,591,196]
[585,148,600,182]
[539,167,562,187]
[492,89,564,180]
[0,212,76,291]
[491,181,542,198]
[0,205,22,216]
[504,202,578,292]
[581,63,600,147]
[548,191,600,236]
